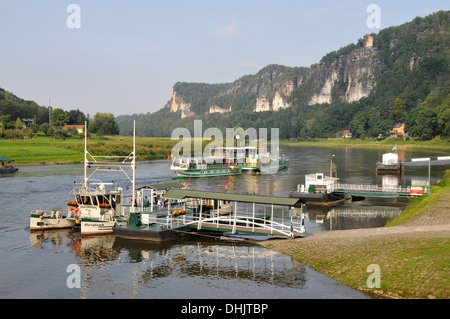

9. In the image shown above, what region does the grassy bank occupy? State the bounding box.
[386,170,450,226]
[262,170,450,299]
[281,136,450,150]
[0,135,177,164]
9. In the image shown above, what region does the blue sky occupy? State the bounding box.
[0,0,448,117]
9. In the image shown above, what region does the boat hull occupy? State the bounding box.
[242,160,288,173]
[174,168,242,178]
[29,214,75,231]
[113,224,191,241]
[376,162,402,174]
[80,218,128,236]
[289,192,345,206]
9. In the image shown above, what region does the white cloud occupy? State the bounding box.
[207,20,238,40]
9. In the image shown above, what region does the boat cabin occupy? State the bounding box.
[301,173,339,194]
[74,184,123,213]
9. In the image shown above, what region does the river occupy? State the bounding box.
[0,145,448,299]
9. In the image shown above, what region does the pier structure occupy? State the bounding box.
[162,189,307,239]
[330,183,425,198]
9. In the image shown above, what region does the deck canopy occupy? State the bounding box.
[0,157,15,162]
[163,189,304,206]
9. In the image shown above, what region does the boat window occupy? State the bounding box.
[97,195,105,204]
[115,195,121,204]
[81,196,91,205]
[92,196,98,206]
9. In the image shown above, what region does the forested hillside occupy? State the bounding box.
[117,10,449,140]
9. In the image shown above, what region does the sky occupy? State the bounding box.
[0,0,448,117]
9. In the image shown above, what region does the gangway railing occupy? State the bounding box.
[332,183,412,194]
[183,215,305,238]
[136,207,305,239]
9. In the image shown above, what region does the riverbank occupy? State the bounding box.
[0,135,177,164]
[281,136,450,151]
[261,170,450,299]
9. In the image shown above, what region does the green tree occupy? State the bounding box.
[351,112,370,138]
[51,108,70,127]
[408,107,438,140]
[390,97,407,123]
[89,113,120,135]
[15,117,23,130]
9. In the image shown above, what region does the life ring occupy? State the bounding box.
[70,206,81,218]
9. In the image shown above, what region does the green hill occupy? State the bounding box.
[117,10,450,140]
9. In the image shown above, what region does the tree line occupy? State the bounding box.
[0,88,120,139]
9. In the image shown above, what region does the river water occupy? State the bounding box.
[0,145,448,299]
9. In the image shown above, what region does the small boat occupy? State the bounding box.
[376,152,402,174]
[76,182,129,236]
[0,157,18,174]
[30,208,78,231]
[289,173,345,206]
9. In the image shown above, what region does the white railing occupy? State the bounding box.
[183,216,305,238]
[332,183,411,193]
[137,208,305,238]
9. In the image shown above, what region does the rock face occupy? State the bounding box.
[167,34,385,117]
[169,91,194,118]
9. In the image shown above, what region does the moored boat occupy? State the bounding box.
[376,152,402,174]
[289,173,345,206]
[30,208,78,231]
[0,157,18,174]
[30,121,140,236]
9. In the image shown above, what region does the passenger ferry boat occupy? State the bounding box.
[171,146,288,178]
[30,121,140,236]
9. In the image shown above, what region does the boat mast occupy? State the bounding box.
[84,120,88,188]
[132,120,136,211]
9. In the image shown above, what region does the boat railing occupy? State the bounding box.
[31,209,67,218]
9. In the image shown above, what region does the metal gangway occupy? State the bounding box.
[330,181,429,198]
[162,189,307,239]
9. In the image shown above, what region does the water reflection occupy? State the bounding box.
[29,230,318,299]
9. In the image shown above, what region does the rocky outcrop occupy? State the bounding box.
[168,34,386,117]
[169,91,193,119]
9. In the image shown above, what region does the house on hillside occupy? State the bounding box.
[63,125,85,134]
[341,130,352,138]
[392,123,405,136]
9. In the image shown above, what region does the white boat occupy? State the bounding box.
[289,173,344,206]
[30,208,77,231]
